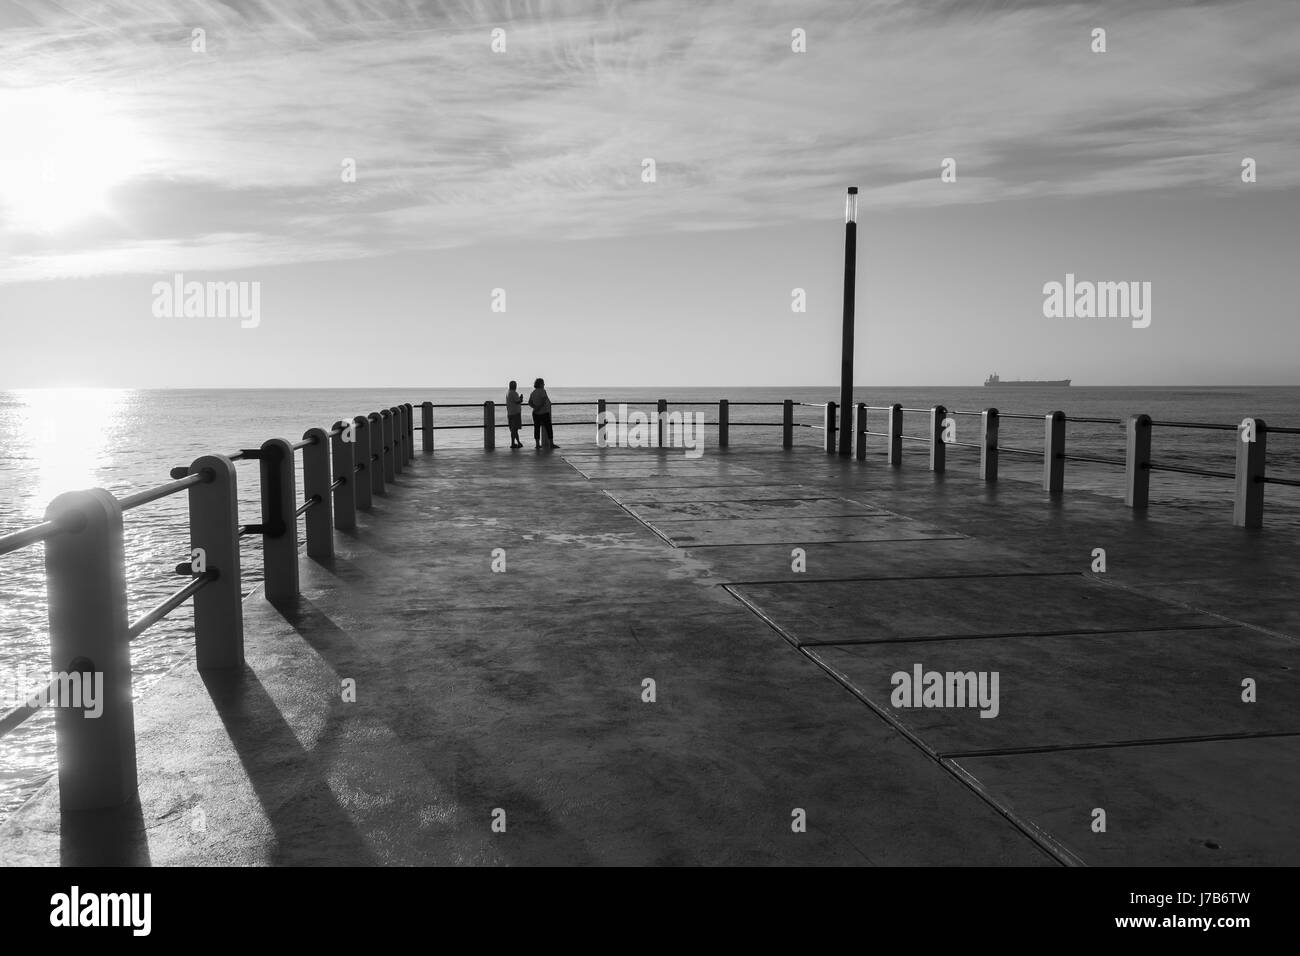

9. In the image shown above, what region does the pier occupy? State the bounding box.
[2,399,1298,865]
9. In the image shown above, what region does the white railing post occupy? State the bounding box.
[43,489,136,810]
[302,427,334,561]
[1125,414,1152,510]
[186,455,244,669]
[1234,417,1266,528]
[331,421,357,530]
[260,437,299,603]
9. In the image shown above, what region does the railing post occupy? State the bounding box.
[855,403,867,462]
[1044,411,1066,494]
[657,399,667,448]
[187,454,244,670]
[719,399,729,449]
[981,408,999,482]
[260,438,299,603]
[331,421,357,530]
[403,403,414,464]
[354,415,375,508]
[929,404,947,473]
[408,403,416,462]
[483,401,496,450]
[597,399,607,446]
[43,489,136,810]
[422,401,434,453]
[368,412,385,497]
[381,409,397,480]
[782,400,794,449]
[1234,417,1266,528]
[390,407,404,475]
[1125,414,1152,510]
[888,403,902,467]
[824,402,837,454]
[302,427,333,562]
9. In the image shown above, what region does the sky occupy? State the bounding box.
[0,0,1297,387]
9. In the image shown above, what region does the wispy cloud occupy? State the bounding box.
[1,0,1297,281]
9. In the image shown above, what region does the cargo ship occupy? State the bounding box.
[983,373,1071,386]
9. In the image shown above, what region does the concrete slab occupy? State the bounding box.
[951,737,1300,865]
[730,574,1214,645]
[620,497,892,522]
[605,484,837,503]
[642,515,964,548]
[688,541,1069,584]
[805,627,1299,754]
[563,460,765,480]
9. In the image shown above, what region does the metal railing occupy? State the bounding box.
[410,399,1295,528]
[0,402,417,811]
[413,398,816,452]
[837,402,1288,528]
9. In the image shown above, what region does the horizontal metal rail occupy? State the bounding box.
[127,570,218,641]
[1061,454,1127,466]
[991,412,1045,421]
[0,677,58,738]
[423,400,797,408]
[1261,475,1300,487]
[119,473,204,512]
[1147,462,1234,480]
[1149,420,1238,432]
[295,495,321,518]
[0,518,66,557]
[1066,416,1123,425]
[999,445,1045,458]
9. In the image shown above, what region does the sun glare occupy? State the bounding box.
[0,87,144,233]
[16,388,127,518]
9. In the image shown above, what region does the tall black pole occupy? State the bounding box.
[838,186,858,456]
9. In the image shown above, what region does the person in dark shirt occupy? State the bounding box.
[527,377,558,450]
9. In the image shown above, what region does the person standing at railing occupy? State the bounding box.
[528,377,558,450]
[506,381,524,449]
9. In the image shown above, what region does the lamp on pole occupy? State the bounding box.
[838,186,858,456]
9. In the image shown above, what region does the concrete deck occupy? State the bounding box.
[3,444,1298,866]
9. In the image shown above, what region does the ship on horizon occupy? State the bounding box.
[984,373,1071,386]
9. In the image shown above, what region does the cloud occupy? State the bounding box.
[1,0,1297,281]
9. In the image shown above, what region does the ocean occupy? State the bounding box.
[2,384,1299,822]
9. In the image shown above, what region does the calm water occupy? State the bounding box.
[2,385,1299,822]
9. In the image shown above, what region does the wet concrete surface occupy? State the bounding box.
[3,444,1296,865]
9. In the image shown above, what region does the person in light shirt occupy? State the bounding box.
[506,380,524,448]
